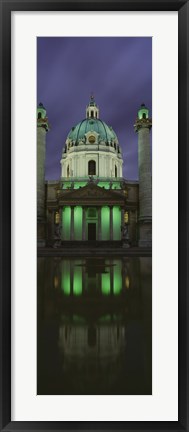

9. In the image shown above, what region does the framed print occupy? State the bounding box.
[0,0,189,431]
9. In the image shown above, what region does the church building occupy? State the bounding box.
[37,96,152,248]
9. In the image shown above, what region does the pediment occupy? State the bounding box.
[58,182,124,201]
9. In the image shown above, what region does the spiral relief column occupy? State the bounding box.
[134,104,152,247]
[37,102,50,247]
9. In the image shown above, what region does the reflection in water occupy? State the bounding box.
[37,256,152,395]
[59,259,123,296]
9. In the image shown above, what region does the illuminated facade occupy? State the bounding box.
[37,97,152,247]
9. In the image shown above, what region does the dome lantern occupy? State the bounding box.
[37,102,46,119]
[86,94,99,119]
[137,103,149,120]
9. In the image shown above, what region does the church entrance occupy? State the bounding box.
[88,223,96,241]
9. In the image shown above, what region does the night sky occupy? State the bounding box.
[37,37,152,181]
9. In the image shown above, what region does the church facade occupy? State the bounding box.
[37,96,152,248]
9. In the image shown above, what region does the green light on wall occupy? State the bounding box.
[61,261,70,295]
[62,206,71,240]
[101,206,110,240]
[98,182,110,189]
[112,182,121,190]
[101,265,110,295]
[62,182,72,189]
[113,206,121,240]
[74,182,87,189]
[74,206,82,240]
[73,263,82,295]
[98,182,121,190]
[113,260,122,295]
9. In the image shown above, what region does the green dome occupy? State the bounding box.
[67,118,118,144]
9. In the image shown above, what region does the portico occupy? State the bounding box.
[61,204,122,241]
[58,182,125,241]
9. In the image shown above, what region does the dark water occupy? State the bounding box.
[37,256,152,395]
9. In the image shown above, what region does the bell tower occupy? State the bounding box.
[37,102,50,246]
[134,104,152,247]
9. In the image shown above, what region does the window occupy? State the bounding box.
[67,165,70,178]
[91,111,94,118]
[115,166,117,178]
[143,113,146,119]
[88,160,96,175]
[38,112,41,119]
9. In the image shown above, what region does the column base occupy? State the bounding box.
[138,239,152,248]
[38,239,46,248]
[123,240,130,248]
[37,218,46,248]
[138,219,152,248]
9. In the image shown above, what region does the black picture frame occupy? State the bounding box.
[0,0,188,431]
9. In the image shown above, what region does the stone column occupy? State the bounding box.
[70,206,74,240]
[134,104,152,247]
[37,103,50,247]
[110,206,113,240]
[82,207,86,240]
[138,128,152,218]
[37,127,47,247]
[37,127,46,221]
[98,207,101,240]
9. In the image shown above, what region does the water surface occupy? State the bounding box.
[37,256,152,395]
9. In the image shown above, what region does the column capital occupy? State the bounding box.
[134,117,152,133]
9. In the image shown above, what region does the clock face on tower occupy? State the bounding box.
[88,135,96,143]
